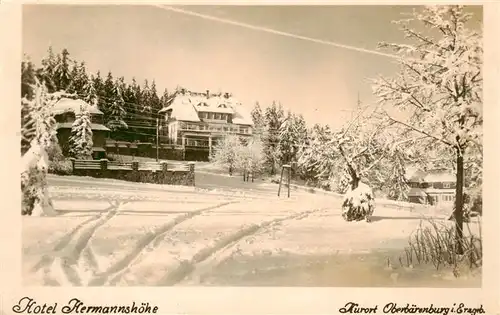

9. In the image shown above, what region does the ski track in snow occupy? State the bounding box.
[28,175,337,286]
[158,207,331,286]
[88,201,239,286]
[33,200,125,286]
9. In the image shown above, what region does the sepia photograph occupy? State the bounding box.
[19,4,484,288]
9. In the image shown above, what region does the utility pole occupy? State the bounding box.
[156,117,159,162]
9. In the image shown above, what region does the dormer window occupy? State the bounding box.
[218,104,227,108]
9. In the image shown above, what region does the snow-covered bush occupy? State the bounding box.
[47,141,73,175]
[341,181,375,222]
[21,165,47,215]
[48,159,73,175]
[21,142,56,216]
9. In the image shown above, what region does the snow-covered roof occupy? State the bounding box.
[56,122,110,131]
[159,90,253,126]
[159,95,201,122]
[424,172,455,182]
[51,98,103,116]
[407,168,454,183]
[232,104,253,126]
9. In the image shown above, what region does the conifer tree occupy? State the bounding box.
[21,55,37,99]
[160,88,170,108]
[92,71,106,113]
[250,102,265,138]
[263,101,284,175]
[83,75,99,107]
[53,48,72,92]
[106,76,128,131]
[40,46,58,92]
[68,105,94,159]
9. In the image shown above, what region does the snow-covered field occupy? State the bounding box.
[22,174,481,287]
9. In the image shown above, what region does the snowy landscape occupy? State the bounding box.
[23,168,481,287]
[21,5,483,287]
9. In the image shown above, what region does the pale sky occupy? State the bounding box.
[22,5,482,128]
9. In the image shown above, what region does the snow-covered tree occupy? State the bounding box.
[251,102,265,137]
[296,124,334,188]
[67,61,89,95]
[39,46,58,92]
[279,112,308,171]
[53,48,72,92]
[150,80,162,113]
[107,77,128,131]
[83,74,99,107]
[21,55,37,99]
[160,88,170,108]
[236,137,266,181]
[263,101,284,175]
[141,79,152,113]
[21,79,67,216]
[68,105,94,159]
[372,5,483,252]
[210,134,243,176]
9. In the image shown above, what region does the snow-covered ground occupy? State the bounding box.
[22,174,481,287]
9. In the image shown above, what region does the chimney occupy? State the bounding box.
[206,90,210,98]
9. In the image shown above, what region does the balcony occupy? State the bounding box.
[179,122,250,135]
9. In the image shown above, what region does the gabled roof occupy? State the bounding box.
[51,98,103,116]
[159,90,254,126]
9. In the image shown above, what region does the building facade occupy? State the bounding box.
[159,89,254,160]
[407,168,456,206]
[51,98,110,159]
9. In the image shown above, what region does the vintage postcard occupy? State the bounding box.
[1,1,498,314]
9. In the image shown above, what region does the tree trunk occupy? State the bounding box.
[454,147,464,255]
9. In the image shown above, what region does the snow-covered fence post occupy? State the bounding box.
[188,162,195,186]
[161,162,168,172]
[69,157,75,173]
[99,159,108,178]
[131,161,139,171]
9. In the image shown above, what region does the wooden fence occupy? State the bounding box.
[70,159,195,186]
